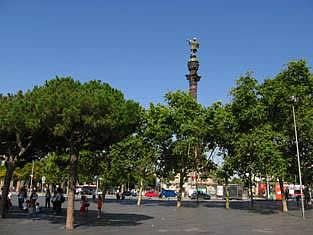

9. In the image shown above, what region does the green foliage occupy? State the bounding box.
[77,150,105,183]
[260,60,313,184]
[0,166,5,180]
[230,73,265,132]
[0,90,48,160]
[109,134,156,187]
[106,108,157,189]
[40,151,105,185]
[15,161,44,183]
[41,153,69,184]
[146,91,215,184]
[30,77,141,153]
[30,77,142,194]
[231,125,287,178]
[1,160,45,185]
[217,60,313,188]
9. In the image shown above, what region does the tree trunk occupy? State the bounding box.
[177,173,184,208]
[137,178,144,206]
[1,157,16,218]
[249,174,254,208]
[61,181,65,192]
[279,178,288,212]
[16,181,21,192]
[65,150,79,230]
[225,177,230,209]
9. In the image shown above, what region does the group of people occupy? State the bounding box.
[16,187,65,216]
[3,186,104,218]
[17,188,40,216]
[80,194,103,218]
[45,188,65,215]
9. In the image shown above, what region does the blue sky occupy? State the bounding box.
[1,0,313,107]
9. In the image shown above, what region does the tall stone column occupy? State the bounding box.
[186,38,201,100]
[185,38,202,197]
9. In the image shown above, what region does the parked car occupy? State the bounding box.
[190,191,211,200]
[122,191,137,197]
[122,191,132,196]
[81,188,96,196]
[144,191,159,197]
[130,191,137,197]
[159,189,177,198]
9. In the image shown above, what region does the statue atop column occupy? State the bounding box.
[188,37,200,54]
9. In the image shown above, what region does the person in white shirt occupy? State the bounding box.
[8,191,13,208]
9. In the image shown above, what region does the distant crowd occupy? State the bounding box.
[0,186,65,217]
[1,186,104,219]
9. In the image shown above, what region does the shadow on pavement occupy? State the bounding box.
[3,206,153,229]
[203,200,313,216]
[73,212,153,228]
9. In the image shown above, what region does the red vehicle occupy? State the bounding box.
[144,191,159,197]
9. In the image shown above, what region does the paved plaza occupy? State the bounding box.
[1,197,313,235]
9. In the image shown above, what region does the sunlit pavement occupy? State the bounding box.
[1,196,312,235]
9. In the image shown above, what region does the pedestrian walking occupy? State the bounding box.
[30,190,38,216]
[26,200,33,217]
[97,195,103,218]
[18,188,26,210]
[79,195,89,216]
[30,190,38,205]
[8,191,13,209]
[45,189,51,208]
[55,188,65,215]
[51,191,57,214]
[35,202,40,214]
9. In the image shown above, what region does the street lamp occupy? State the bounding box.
[291,96,305,219]
[94,176,99,196]
[29,160,35,192]
[94,176,103,197]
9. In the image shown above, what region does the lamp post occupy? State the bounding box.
[95,176,103,197]
[94,176,99,196]
[29,160,34,192]
[291,96,305,219]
